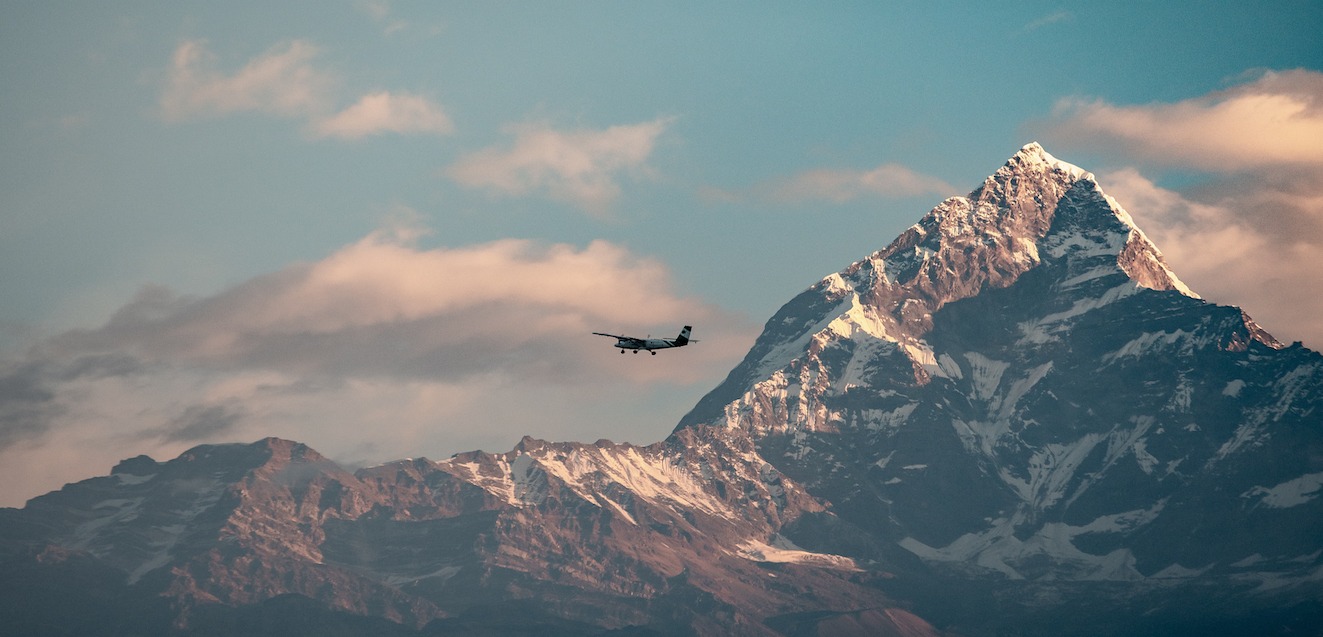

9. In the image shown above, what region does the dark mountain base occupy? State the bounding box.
[883,577,1323,637]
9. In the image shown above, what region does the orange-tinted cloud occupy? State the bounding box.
[160,40,453,140]
[312,91,453,139]
[1044,69,1323,171]
[161,40,335,120]
[447,118,673,214]
[50,222,715,376]
[704,163,955,205]
[1102,167,1323,349]
[765,164,956,203]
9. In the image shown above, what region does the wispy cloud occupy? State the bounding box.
[312,91,453,139]
[159,402,245,443]
[1022,10,1073,33]
[709,163,955,205]
[0,361,63,450]
[160,39,335,120]
[160,39,452,139]
[447,118,673,215]
[767,164,955,203]
[357,0,393,23]
[356,0,435,37]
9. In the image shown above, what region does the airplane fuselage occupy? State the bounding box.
[613,337,679,351]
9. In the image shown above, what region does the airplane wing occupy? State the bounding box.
[592,332,643,344]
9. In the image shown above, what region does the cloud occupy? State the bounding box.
[1036,69,1323,348]
[1022,10,1073,33]
[0,362,62,450]
[312,91,453,139]
[356,0,431,37]
[357,0,393,22]
[1102,167,1323,349]
[50,224,709,378]
[160,403,245,443]
[0,353,144,451]
[160,40,335,120]
[447,118,673,214]
[762,164,956,203]
[160,40,453,140]
[0,224,755,506]
[1179,169,1323,246]
[1042,69,1323,171]
[707,163,955,205]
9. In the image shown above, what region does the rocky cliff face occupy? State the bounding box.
[3,144,1320,636]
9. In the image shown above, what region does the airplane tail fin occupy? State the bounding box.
[675,325,692,346]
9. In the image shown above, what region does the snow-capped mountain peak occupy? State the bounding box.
[680,144,1273,436]
[1000,141,1089,180]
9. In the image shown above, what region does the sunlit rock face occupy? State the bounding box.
[3,145,1319,636]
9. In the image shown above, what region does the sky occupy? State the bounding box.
[2,1,1321,507]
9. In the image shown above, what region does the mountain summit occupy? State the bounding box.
[680,142,1266,435]
[3,145,1320,636]
[677,143,1319,632]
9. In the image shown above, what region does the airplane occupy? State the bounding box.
[593,325,695,355]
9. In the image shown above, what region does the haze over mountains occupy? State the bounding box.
[2,144,1319,636]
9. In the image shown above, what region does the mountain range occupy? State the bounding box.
[3,143,1320,636]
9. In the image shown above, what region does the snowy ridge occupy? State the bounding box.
[736,534,859,571]
[431,433,876,579]
[55,462,237,584]
[443,441,730,516]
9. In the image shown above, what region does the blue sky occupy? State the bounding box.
[2,1,1320,506]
